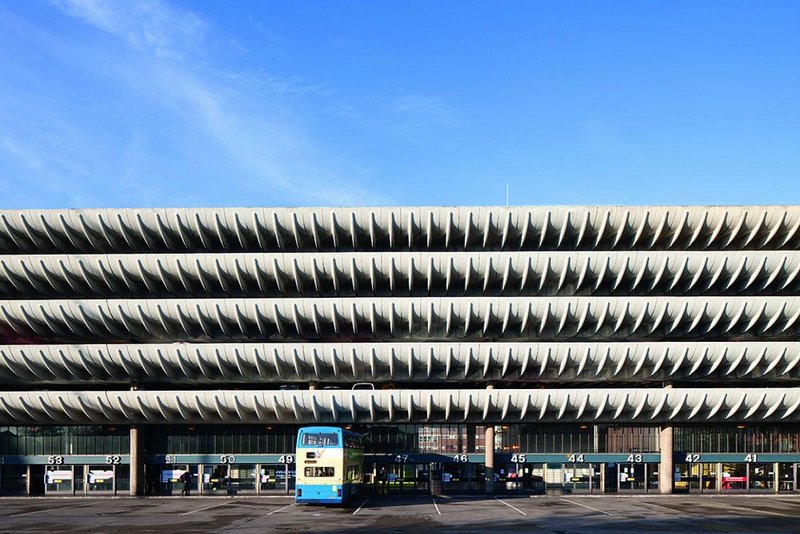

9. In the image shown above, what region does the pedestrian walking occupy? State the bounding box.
[180,470,192,496]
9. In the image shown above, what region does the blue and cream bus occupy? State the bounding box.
[295,426,364,504]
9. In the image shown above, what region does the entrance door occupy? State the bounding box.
[675,463,698,493]
[777,463,795,492]
[604,463,618,493]
[203,465,231,495]
[564,463,599,493]
[229,464,257,495]
[159,464,191,495]
[29,465,45,496]
[618,463,646,492]
[390,463,428,493]
[720,463,747,492]
[442,462,478,493]
[1,465,28,496]
[87,465,115,494]
[372,462,429,494]
[749,463,774,492]
[45,465,74,495]
[260,464,293,494]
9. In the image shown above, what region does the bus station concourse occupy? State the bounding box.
[2,422,800,496]
[1,206,800,499]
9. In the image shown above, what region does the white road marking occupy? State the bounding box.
[352,499,369,515]
[558,497,612,516]
[708,501,790,518]
[179,502,230,516]
[635,500,700,517]
[432,496,441,515]
[267,503,296,516]
[493,497,527,516]
[11,504,89,517]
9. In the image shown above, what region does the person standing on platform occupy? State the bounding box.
[180,470,192,496]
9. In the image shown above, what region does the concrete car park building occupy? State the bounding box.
[1,206,800,497]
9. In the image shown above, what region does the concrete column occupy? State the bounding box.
[658,383,674,495]
[658,425,673,494]
[485,425,495,494]
[716,462,723,493]
[698,465,704,494]
[129,424,142,496]
[746,463,751,493]
[484,384,495,494]
[309,382,317,391]
[774,462,780,493]
[600,463,606,493]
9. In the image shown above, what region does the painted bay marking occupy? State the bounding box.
[493,497,527,516]
[352,499,369,516]
[12,503,89,517]
[267,503,295,516]
[637,500,700,517]
[558,497,612,516]
[179,502,229,516]
[432,496,441,515]
[709,502,790,518]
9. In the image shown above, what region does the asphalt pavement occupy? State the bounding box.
[2,494,800,533]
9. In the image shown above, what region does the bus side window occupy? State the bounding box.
[304,466,335,477]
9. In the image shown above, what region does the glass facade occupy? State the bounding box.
[0,426,129,455]
[144,425,297,454]
[501,425,658,453]
[4,424,800,458]
[355,424,487,454]
[349,424,659,454]
[674,425,800,453]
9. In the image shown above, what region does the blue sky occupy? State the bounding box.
[0,1,798,208]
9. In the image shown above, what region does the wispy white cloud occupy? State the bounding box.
[327,94,459,143]
[44,0,391,206]
[0,136,46,172]
[51,0,205,59]
[392,95,458,128]
[215,69,331,97]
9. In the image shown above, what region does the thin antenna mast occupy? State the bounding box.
[506,182,509,207]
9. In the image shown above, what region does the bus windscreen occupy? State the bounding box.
[301,432,339,446]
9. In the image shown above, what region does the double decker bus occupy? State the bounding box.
[295,426,364,504]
